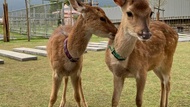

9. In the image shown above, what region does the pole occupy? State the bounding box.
[154,7,165,21]
[157,0,161,21]
[25,0,30,41]
[3,0,10,42]
[90,0,92,6]
[61,3,65,25]
[70,5,72,25]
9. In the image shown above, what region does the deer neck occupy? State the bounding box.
[67,15,92,58]
[114,23,138,59]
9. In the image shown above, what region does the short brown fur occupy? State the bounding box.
[47,0,117,107]
[105,0,178,107]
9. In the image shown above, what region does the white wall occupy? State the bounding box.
[152,0,190,19]
[103,0,190,21]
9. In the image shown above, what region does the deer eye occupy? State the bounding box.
[150,12,154,18]
[126,12,133,17]
[100,17,106,22]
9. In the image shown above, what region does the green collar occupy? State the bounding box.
[108,46,126,61]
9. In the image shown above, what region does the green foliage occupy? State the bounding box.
[64,0,70,5]
[49,2,62,13]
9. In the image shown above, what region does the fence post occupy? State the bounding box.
[3,0,10,42]
[61,3,65,25]
[44,4,48,37]
[25,0,30,41]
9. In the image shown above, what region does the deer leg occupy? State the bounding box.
[159,74,170,107]
[49,71,63,107]
[112,75,124,107]
[59,77,69,107]
[135,71,147,107]
[154,67,171,107]
[160,74,170,107]
[71,73,81,107]
[165,77,170,107]
[79,76,88,107]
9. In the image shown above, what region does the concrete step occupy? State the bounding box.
[86,47,106,51]
[88,42,108,45]
[0,59,4,64]
[87,42,107,51]
[99,41,108,44]
[0,50,37,61]
[178,38,190,42]
[35,46,46,50]
[13,47,47,57]
[87,44,107,48]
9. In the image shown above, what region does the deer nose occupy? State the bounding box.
[142,31,151,39]
[138,31,152,40]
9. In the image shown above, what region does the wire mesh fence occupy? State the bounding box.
[7,1,190,39]
[9,2,62,37]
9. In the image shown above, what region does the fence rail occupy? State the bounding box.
[9,2,62,37]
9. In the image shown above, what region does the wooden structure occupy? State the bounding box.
[3,0,10,42]
[25,0,30,41]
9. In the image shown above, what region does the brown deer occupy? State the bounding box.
[47,0,117,107]
[105,0,178,107]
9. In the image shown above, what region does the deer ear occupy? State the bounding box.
[114,0,126,6]
[69,0,85,12]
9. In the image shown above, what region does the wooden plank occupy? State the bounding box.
[3,1,10,42]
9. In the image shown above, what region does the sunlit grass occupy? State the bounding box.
[0,35,190,107]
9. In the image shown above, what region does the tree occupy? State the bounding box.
[150,0,166,8]
[150,0,167,20]
[49,0,62,13]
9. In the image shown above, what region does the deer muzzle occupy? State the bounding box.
[138,30,152,40]
[142,31,151,39]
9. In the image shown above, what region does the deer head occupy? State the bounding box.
[114,0,152,40]
[69,0,117,39]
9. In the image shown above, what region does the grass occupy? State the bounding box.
[0,24,107,42]
[0,27,190,106]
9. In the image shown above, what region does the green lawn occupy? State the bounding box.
[0,37,190,107]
